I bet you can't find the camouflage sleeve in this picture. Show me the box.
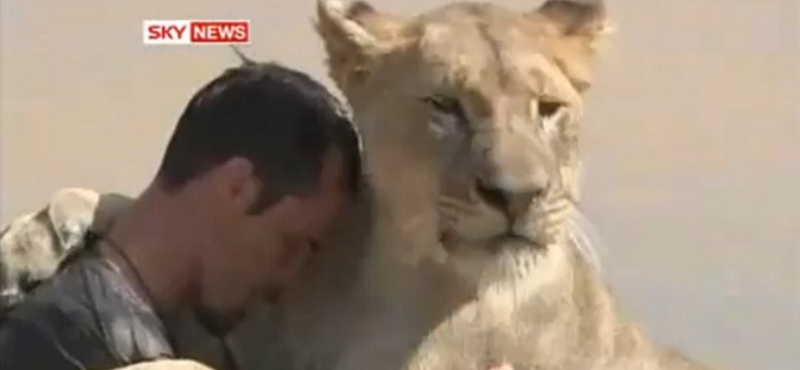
[0,189,133,316]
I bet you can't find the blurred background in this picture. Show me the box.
[1,0,797,369]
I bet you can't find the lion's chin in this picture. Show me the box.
[440,232,544,285]
[440,231,543,254]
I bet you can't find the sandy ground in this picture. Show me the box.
[1,0,798,369]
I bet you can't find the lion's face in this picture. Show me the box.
[316,0,611,257]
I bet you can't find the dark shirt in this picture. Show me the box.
[0,243,174,370]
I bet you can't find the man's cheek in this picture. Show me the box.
[284,200,316,233]
[274,240,311,279]
[300,210,331,241]
[320,204,346,236]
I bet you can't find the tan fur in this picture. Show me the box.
[110,359,216,370]
[265,1,716,369]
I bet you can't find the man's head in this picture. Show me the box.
[153,61,360,334]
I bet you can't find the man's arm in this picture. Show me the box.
[0,317,87,370]
[0,316,121,370]
[1,321,214,370]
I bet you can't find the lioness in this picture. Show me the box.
[263,1,714,369]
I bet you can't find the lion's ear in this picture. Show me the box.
[316,0,405,90]
[316,0,405,59]
[529,0,614,92]
[533,0,613,39]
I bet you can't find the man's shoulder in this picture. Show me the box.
[1,252,174,369]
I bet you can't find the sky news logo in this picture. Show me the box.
[143,20,250,45]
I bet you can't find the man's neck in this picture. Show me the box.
[101,183,203,319]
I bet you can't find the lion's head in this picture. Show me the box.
[316,0,612,266]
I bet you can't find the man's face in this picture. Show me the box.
[196,149,350,335]
[253,149,350,298]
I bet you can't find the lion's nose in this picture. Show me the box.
[476,178,545,220]
[473,128,553,219]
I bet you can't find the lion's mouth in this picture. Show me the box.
[490,232,542,250]
[439,229,543,253]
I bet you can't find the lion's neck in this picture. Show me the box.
[473,243,571,325]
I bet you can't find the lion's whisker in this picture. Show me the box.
[565,207,606,273]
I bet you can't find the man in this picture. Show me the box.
[0,60,361,370]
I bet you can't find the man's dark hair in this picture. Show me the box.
[155,61,361,214]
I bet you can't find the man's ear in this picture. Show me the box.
[217,158,262,214]
[315,0,406,89]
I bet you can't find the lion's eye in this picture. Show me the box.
[538,100,564,119]
[421,95,463,115]
[536,100,566,138]
[421,95,468,139]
